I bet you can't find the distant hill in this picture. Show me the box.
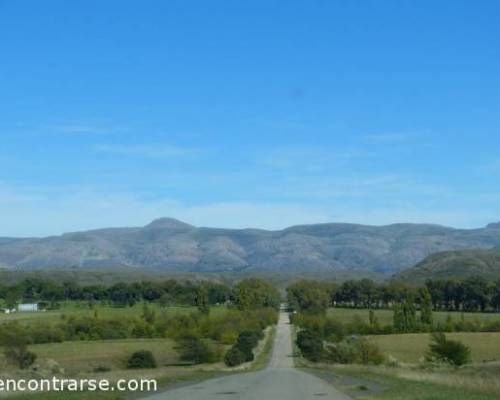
[1,218,500,274]
[395,249,500,283]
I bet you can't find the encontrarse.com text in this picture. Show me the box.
[0,378,157,393]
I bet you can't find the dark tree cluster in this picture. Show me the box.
[287,277,500,314]
[425,277,500,312]
[0,278,232,308]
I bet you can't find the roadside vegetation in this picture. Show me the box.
[0,278,280,398]
[289,278,500,399]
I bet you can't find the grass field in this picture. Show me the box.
[1,324,277,400]
[369,332,500,364]
[328,307,500,326]
[0,302,228,325]
[28,338,178,373]
[322,365,500,400]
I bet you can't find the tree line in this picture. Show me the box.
[287,277,500,313]
[0,277,279,310]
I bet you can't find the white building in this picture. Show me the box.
[17,303,39,312]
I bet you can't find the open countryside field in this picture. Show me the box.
[328,307,500,326]
[0,302,228,324]
[8,338,179,374]
[369,332,500,364]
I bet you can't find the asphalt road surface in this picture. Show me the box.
[144,312,351,400]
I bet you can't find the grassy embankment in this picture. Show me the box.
[305,364,500,400]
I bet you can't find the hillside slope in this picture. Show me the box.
[395,249,500,282]
[1,218,500,274]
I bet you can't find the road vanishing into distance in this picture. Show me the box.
[145,311,352,400]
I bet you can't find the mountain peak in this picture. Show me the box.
[144,218,194,230]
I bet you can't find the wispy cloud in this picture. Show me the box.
[93,144,203,158]
[35,122,120,135]
[0,182,499,237]
[362,131,428,144]
[257,146,365,171]
[0,184,332,236]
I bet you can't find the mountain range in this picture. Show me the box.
[1,218,500,275]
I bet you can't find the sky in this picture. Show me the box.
[1,0,500,237]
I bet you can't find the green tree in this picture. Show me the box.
[420,287,433,326]
[287,280,331,314]
[393,296,417,333]
[196,283,210,315]
[369,309,378,326]
[233,279,280,310]
[4,288,20,311]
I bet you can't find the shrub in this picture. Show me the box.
[220,330,238,345]
[296,329,324,362]
[353,337,385,365]
[326,339,357,364]
[236,331,260,352]
[230,330,262,362]
[127,350,157,369]
[224,346,247,367]
[324,318,345,342]
[0,323,38,369]
[425,332,471,366]
[176,336,219,364]
[19,351,37,369]
[326,337,384,365]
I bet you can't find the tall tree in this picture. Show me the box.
[233,279,280,310]
[196,283,210,315]
[420,287,433,326]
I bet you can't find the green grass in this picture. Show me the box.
[11,393,125,400]
[0,302,228,325]
[29,338,178,373]
[9,370,225,400]
[330,365,500,400]
[328,307,500,326]
[369,332,500,364]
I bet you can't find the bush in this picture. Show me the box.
[326,337,384,365]
[176,336,219,364]
[224,346,247,367]
[326,339,357,364]
[127,350,157,369]
[18,351,37,369]
[353,337,385,365]
[296,329,324,362]
[0,323,38,369]
[425,332,471,366]
[228,330,262,362]
[220,330,238,345]
[236,331,260,352]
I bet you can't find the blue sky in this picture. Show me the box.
[1,0,500,236]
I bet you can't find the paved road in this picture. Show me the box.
[144,312,351,400]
